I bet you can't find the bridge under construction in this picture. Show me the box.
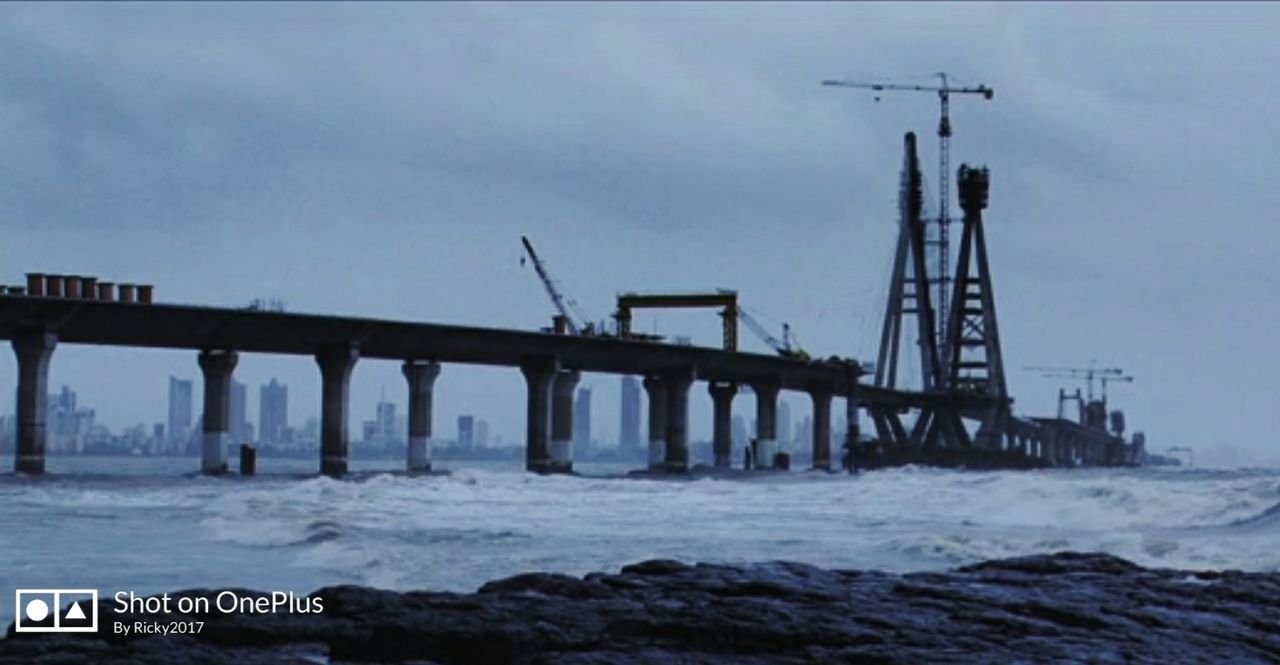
[0,99,1144,477]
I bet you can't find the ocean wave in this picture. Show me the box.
[1226,500,1280,527]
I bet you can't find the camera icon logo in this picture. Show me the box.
[14,589,98,633]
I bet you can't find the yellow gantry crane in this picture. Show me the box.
[822,73,993,362]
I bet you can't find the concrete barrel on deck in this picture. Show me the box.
[25,273,44,297]
[45,275,65,298]
[78,276,97,300]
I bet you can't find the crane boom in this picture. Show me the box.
[737,308,785,351]
[521,235,580,335]
[820,80,994,97]
[738,307,808,360]
[823,73,993,369]
[1023,365,1128,402]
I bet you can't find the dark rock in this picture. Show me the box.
[3,551,1278,664]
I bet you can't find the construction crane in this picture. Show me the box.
[1099,374,1134,404]
[822,73,994,363]
[737,307,808,361]
[520,235,593,335]
[1023,366,1129,403]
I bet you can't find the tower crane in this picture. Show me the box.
[520,235,594,335]
[1023,366,1131,403]
[822,73,994,363]
[737,307,808,361]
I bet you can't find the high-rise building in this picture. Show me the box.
[620,376,641,449]
[48,385,94,454]
[475,419,489,448]
[457,415,475,449]
[376,400,396,444]
[574,387,592,456]
[731,414,747,451]
[795,416,812,452]
[167,377,193,451]
[229,380,248,444]
[259,378,288,445]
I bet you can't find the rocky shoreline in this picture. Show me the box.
[4,551,1278,664]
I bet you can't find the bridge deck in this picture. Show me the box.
[0,295,917,399]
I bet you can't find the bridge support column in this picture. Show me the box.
[643,375,666,470]
[521,357,558,473]
[845,396,861,463]
[549,369,579,474]
[708,381,735,469]
[662,369,695,473]
[316,343,358,476]
[810,389,833,471]
[13,329,56,474]
[403,360,440,472]
[198,349,239,475]
[752,380,780,469]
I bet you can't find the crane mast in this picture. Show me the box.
[521,235,580,335]
[822,73,993,367]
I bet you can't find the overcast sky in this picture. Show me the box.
[2,3,1277,466]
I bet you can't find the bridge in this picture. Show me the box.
[1,134,1142,477]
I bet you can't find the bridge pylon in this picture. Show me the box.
[943,164,1010,447]
[874,132,943,394]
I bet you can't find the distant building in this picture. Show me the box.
[731,414,747,451]
[49,385,95,454]
[475,419,489,448]
[377,400,396,441]
[620,376,641,449]
[259,379,288,445]
[795,416,812,452]
[457,415,475,449]
[300,416,319,443]
[167,377,193,452]
[230,380,249,445]
[574,387,592,455]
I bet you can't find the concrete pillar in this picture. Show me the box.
[316,343,358,476]
[402,360,441,472]
[708,382,735,468]
[549,369,579,474]
[197,349,239,475]
[810,389,833,471]
[662,369,695,473]
[845,396,860,446]
[642,375,666,470]
[520,357,558,473]
[751,380,780,469]
[13,329,56,474]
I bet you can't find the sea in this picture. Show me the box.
[2,456,1278,627]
